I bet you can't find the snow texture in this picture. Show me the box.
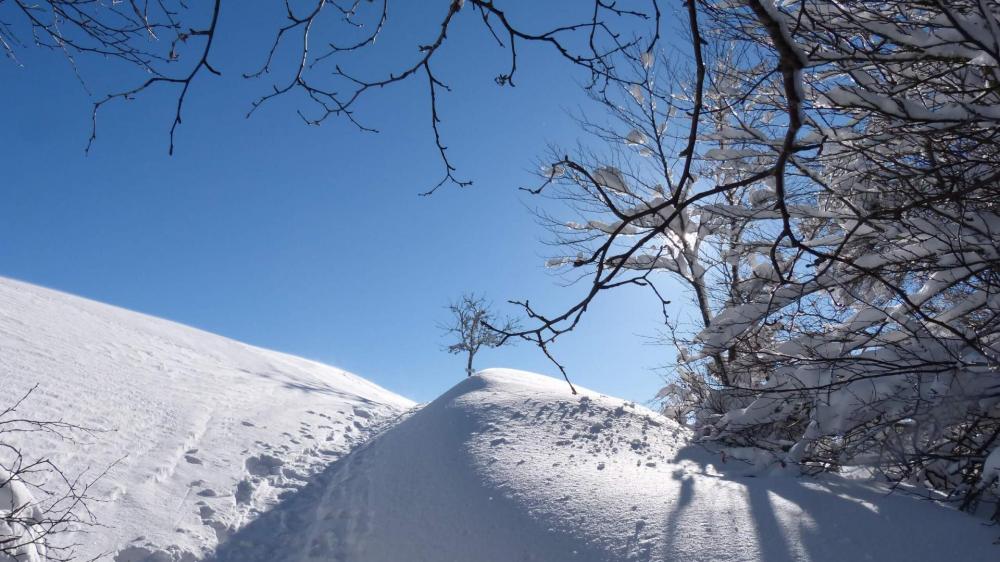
[211,369,998,562]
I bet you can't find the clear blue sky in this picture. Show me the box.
[0,2,683,403]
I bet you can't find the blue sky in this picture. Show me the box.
[1,2,682,403]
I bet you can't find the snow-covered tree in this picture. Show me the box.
[514,0,1000,516]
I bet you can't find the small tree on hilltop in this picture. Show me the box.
[442,294,517,377]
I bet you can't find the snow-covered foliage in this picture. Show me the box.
[530,0,1000,517]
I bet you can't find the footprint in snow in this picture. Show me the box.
[245,453,284,476]
[234,479,255,504]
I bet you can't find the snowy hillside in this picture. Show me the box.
[211,369,999,562]
[0,277,413,561]
[1,278,997,562]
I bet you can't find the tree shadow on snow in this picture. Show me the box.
[280,380,379,405]
[659,445,996,562]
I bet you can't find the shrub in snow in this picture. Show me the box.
[0,386,102,562]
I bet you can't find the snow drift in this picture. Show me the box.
[0,277,413,561]
[213,369,1000,562]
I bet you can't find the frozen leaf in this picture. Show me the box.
[641,50,654,69]
[625,129,646,146]
[629,84,644,104]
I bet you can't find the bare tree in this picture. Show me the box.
[1,0,661,193]
[441,294,517,378]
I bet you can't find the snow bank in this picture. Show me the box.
[212,369,999,562]
[0,277,413,561]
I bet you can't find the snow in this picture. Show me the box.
[0,468,45,562]
[211,369,998,562]
[0,277,412,561]
[629,84,644,104]
[593,166,630,194]
[625,129,647,146]
[641,50,654,69]
[0,278,996,561]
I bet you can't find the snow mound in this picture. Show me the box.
[212,368,999,562]
[0,277,413,561]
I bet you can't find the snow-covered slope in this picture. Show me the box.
[214,369,999,562]
[0,277,413,561]
[2,277,996,561]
